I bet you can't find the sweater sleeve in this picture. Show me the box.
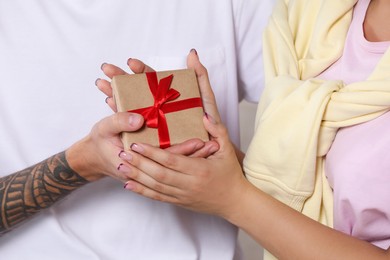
[244,0,390,214]
[243,0,354,211]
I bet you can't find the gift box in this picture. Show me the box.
[112,69,209,149]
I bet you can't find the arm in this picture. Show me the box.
[0,152,87,234]
[119,53,390,259]
[231,181,389,260]
[0,56,215,235]
[126,140,390,259]
[0,112,144,235]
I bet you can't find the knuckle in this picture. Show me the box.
[131,182,142,194]
[162,154,177,168]
[218,125,229,136]
[153,181,165,193]
[107,113,121,130]
[127,168,139,179]
[154,170,168,182]
[175,200,187,208]
[128,152,141,167]
[92,119,104,136]
[151,192,164,202]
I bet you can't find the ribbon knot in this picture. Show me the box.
[129,71,203,148]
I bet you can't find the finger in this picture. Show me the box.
[127,145,190,188]
[187,50,222,123]
[203,115,236,157]
[95,78,113,98]
[127,58,155,74]
[97,112,144,137]
[115,153,166,191]
[187,140,219,158]
[105,97,117,112]
[165,138,205,155]
[101,63,127,79]
[112,163,131,183]
[124,180,180,204]
[130,143,203,175]
[95,78,118,112]
[118,160,177,193]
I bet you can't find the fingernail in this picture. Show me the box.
[190,48,198,56]
[95,78,100,86]
[204,112,216,124]
[129,114,142,127]
[124,181,134,190]
[195,141,205,150]
[208,144,219,154]
[130,143,143,153]
[117,163,131,173]
[117,163,123,171]
[105,97,110,104]
[100,62,107,70]
[127,58,132,66]
[118,150,132,161]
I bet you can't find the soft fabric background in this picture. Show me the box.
[239,100,264,260]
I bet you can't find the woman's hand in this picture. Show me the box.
[96,50,220,158]
[124,114,248,218]
[117,53,249,217]
[66,112,207,183]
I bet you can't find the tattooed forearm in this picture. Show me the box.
[0,151,88,234]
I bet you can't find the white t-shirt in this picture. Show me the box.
[0,0,274,259]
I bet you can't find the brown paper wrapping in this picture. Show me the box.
[112,69,209,149]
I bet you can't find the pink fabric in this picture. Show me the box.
[318,0,390,249]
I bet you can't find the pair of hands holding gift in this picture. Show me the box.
[67,51,217,183]
[97,50,249,217]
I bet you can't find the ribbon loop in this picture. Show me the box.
[129,71,203,148]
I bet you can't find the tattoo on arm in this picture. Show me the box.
[0,151,88,234]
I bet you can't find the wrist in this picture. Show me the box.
[233,146,245,168]
[220,176,253,224]
[65,137,104,182]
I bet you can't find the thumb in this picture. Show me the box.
[97,112,144,137]
[203,113,230,150]
[187,49,221,123]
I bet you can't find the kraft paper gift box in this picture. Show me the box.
[112,69,209,149]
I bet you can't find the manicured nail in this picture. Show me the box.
[127,58,132,66]
[100,62,107,70]
[208,144,219,154]
[190,48,198,56]
[118,150,132,161]
[130,143,143,153]
[204,112,216,124]
[195,141,205,150]
[123,181,134,190]
[95,78,100,86]
[117,163,131,173]
[117,163,124,171]
[128,114,142,127]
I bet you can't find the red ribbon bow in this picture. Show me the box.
[129,71,203,148]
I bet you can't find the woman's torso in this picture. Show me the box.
[319,0,390,249]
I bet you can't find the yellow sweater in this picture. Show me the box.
[244,0,390,244]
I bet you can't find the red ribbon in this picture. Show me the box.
[129,71,203,148]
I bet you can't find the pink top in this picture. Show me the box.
[318,0,390,249]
